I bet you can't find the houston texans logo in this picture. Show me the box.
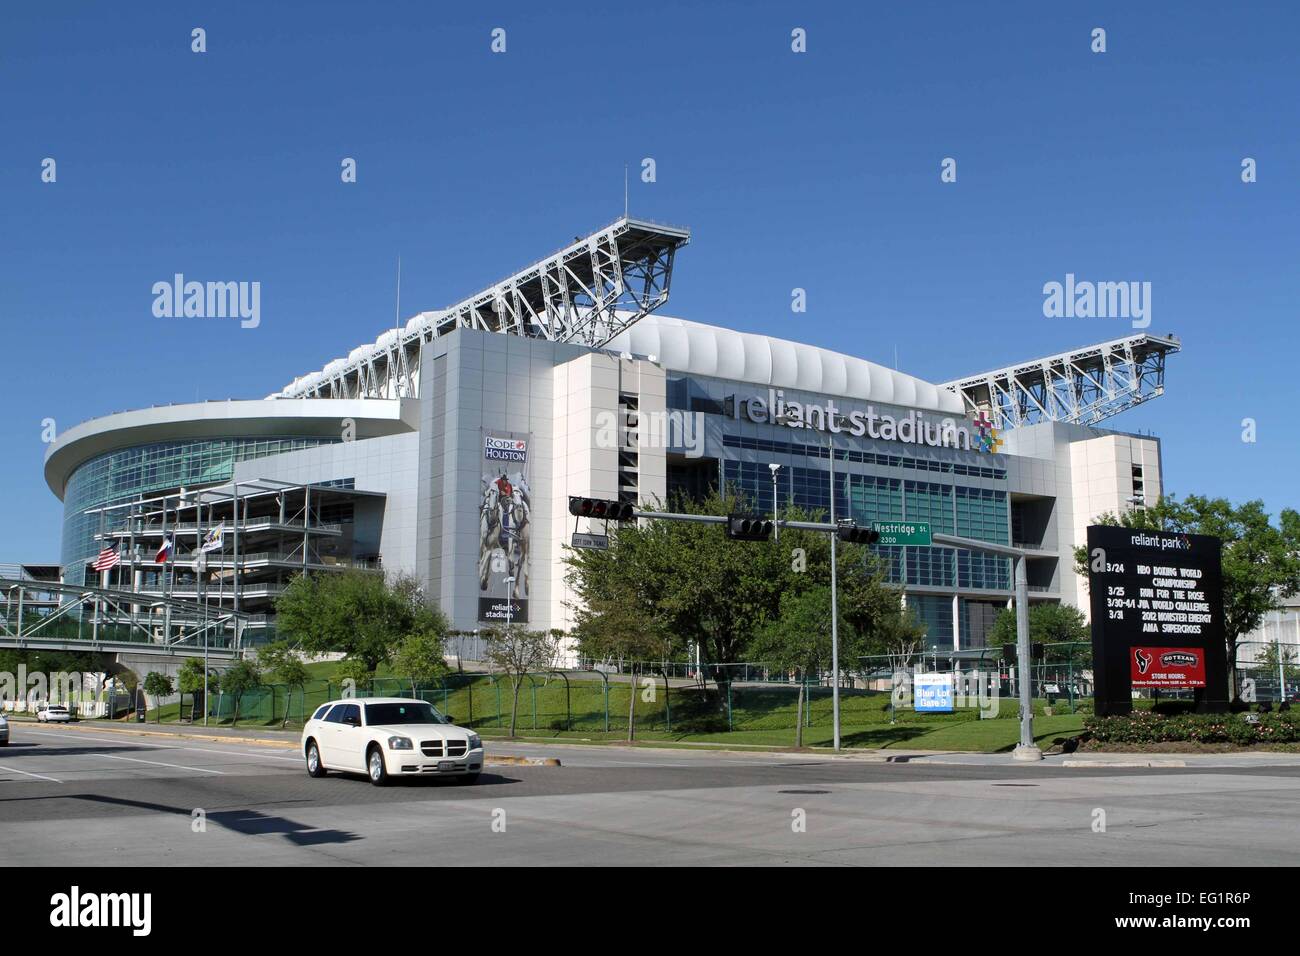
[1134,648,1153,675]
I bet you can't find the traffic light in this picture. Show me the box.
[725,514,774,541]
[836,523,880,545]
[1001,641,1044,662]
[568,496,635,521]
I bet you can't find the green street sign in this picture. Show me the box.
[871,521,932,546]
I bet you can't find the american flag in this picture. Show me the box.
[92,545,121,573]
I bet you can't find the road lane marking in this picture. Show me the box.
[87,753,226,775]
[21,726,301,763]
[0,764,64,783]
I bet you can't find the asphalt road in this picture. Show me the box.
[4,723,1300,866]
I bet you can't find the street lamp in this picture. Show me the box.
[768,463,782,541]
[504,576,516,629]
[774,413,849,751]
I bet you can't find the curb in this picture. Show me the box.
[19,721,298,749]
[1061,758,1187,768]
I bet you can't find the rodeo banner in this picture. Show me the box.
[478,433,531,624]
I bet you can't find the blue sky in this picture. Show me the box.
[2,0,1297,562]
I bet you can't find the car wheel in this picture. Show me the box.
[305,741,327,778]
[367,746,389,787]
[455,773,481,785]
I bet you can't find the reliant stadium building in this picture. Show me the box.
[42,218,1181,660]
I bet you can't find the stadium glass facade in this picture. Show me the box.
[61,437,336,584]
[684,372,1023,654]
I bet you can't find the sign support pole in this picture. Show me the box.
[623,515,1044,760]
[1012,554,1039,760]
[932,531,1042,761]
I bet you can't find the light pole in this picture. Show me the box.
[827,430,842,752]
[775,412,847,751]
[931,530,1042,760]
[504,576,516,629]
[768,463,781,541]
[1275,616,1288,703]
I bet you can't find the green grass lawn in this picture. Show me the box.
[472,713,1086,752]
[132,660,1089,753]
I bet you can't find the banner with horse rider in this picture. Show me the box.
[478,433,531,624]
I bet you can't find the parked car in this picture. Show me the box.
[35,703,72,723]
[301,698,484,786]
[0,713,9,745]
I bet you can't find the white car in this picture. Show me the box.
[301,698,484,786]
[0,713,9,745]
[35,703,71,723]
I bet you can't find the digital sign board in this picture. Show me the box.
[1086,526,1228,715]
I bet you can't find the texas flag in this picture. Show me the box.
[155,532,175,564]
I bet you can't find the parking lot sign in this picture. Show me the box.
[914,672,955,712]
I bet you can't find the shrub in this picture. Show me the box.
[1150,700,1197,717]
[1084,710,1300,745]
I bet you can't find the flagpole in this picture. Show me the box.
[92,510,103,642]
[199,499,206,626]
[162,495,171,645]
[128,498,138,633]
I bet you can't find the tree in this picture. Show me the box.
[256,642,311,727]
[484,626,558,738]
[990,603,1091,660]
[752,588,837,748]
[1254,641,1300,685]
[336,657,372,696]
[564,490,889,696]
[177,658,218,722]
[142,671,174,723]
[275,570,447,674]
[571,581,667,741]
[1074,495,1300,695]
[221,659,262,727]
[392,629,451,700]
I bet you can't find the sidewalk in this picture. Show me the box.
[14,718,1300,769]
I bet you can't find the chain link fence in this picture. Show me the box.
[114,637,1298,731]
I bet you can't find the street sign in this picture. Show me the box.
[571,532,610,550]
[914,673,954,712]
[871,521,932,546]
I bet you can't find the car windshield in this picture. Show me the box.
[364,702,444,726]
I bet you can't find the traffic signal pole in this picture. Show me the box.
[620,514,1043,761]
[628,509,866,751]
[828,445,841,751]
[931,531,1042,762]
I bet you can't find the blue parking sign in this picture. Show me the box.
[914,673,954,713]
